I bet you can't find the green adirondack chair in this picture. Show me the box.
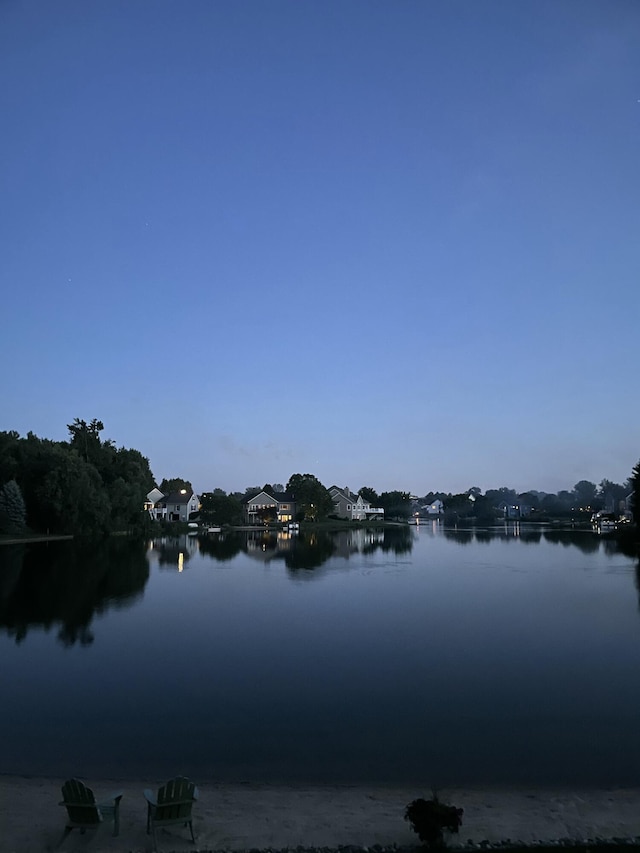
[143,776,199,849]
[58,778,123,846]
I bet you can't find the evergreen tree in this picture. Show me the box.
[631,460,640,525]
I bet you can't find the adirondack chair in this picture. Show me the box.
[58,778,123,846]
[143,776,199,849]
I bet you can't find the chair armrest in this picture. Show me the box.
[143,789,157,806]
[103,792,123,805]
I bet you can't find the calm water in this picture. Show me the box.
[1,525,640,787]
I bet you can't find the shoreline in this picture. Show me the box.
[2,775,640,853]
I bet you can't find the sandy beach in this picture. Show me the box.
[2,776,640,853]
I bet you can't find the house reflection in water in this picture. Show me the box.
[245,530,295,563]
[332,528,385,558]
[148,534,199,571]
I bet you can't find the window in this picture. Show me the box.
[280,504,289,510]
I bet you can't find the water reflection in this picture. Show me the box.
[189,525,414,572]
[0,538,149,646]
[148,525,635,572]
[440,524,607,553]
[3,526,636,650]
[149,533,199,569]
[542,529,601,553]
[2,524,639,785]
[198,531,244,562]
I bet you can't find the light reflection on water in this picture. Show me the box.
[1,526,639,786]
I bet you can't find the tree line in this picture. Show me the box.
[198,469,640,527]
[1,418,637,534]
[198,476,417,526]
[0,419,155,536]
[418,473,639,525]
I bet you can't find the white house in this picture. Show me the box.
[423,499,444,517]
[146,489,200,522]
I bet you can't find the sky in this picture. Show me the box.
[1,0,639,497]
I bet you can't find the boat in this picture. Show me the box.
[592,511,617,532]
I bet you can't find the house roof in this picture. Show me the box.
[159,490,196,505]
[242,490,295,505]
[330,486,357,501]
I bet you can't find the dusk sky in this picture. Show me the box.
[2,1,638,496]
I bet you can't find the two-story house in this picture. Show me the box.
[243,490,296,525]
[329,486,384,521]
[146,489,200,522]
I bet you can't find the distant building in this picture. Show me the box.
[422,499,444,517]
[498,500,530,519]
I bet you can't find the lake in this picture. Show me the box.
[1,524,639,787]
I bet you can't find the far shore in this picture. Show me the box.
[2,774,640,853]
[0,533,73,546]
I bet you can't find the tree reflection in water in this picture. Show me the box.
[0,538,149,646]
[284,532,336,572]
[191,526,415,575]
[440,525,609,554]
[198,532,244,562]
[543,528,601,553]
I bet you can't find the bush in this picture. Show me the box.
[405,794,463,849]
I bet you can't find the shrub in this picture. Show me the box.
[405,794,463,849]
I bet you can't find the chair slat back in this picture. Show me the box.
[61,779,102,826]
[156,776,195,821]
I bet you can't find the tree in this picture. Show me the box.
[485,487,517,506]
[557,490,574,509]
[378,490,412,520]
[159,477,193,494]
[102,447,155,531]
[199,493,243,526]
[442,492,476,522]
[359,486,379,505]
[242,485,262,501]
[286,473,333,521]
[598,479,627,512]
[540,493,561,514]
[630,460,640,524]
[36,448,111,536]
[0,479,26,532]
[0,431,20,484]
[573,480,597,508]
[67,418,105,464]
[518,491,540,510]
